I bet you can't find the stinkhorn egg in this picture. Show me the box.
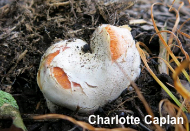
[37,24,141,113]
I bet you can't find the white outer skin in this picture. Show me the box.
[37,24,141,113]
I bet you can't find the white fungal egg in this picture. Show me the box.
[37,24,141,113]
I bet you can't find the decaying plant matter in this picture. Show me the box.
[0,0,190,131]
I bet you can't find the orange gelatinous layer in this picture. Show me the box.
[45,50,71,89]
[45,47,70,66]
[105,25,128,61]
[45,49,80,89]
[53,67,71,89]
[46,50,60,66]
[73,82,81,87]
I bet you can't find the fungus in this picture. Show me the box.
[37,24,141,113]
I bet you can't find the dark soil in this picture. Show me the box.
[0,0,190,131]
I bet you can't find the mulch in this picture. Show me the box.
[0,0,190,130]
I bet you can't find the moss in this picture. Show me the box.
[0,90,27,130]
[0,90,19,109]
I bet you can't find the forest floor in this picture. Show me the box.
[0,0,190,131]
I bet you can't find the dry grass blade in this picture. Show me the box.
[150,30,189,60]
[139,42,152,54]
[179,18,190,31]
[130,81,163,131]
[159,99,189,131]
[136,42,187,112]
[148,57,175,73]
[178,18,190,40]
[169,0,176,10]
[169,44,187,63]
[159,99,176,118]
[178,30,190,39]
[173,60,190,99]
[33,114,137,131]
[151,3,190,82]
[115,62,163,131]
[167,6,180,46]
[178,2,184,11]
[169,56,184,63]
[169,44,181,51]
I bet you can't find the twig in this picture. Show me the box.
[7,50,28,74]
[49,1,70,7]
[115,62,163,131]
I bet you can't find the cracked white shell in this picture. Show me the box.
[37,24,141,113]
